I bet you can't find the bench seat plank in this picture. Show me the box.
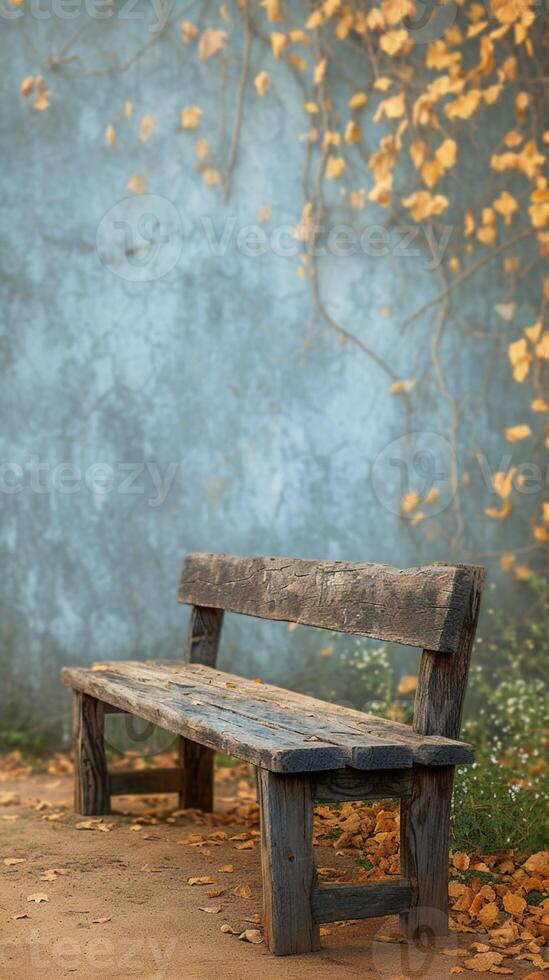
[62,661,472,772]
[184,664,473,766]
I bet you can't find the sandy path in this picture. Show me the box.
[0,768,525,980]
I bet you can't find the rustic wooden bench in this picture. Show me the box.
[61,552,484,956]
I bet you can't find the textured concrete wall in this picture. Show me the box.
[0,7,533,741]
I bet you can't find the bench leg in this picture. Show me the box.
[73,691,110,816]
[400,765,454,940]
[178,737,214,811]
[258,770,320,956]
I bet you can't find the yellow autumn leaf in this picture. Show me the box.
[344,121,361,144]
[138,114,155,143]
[304,102,319,114]
[424,487,440,505]
[124,99,133,118]
[503,892,527,915]
[181,106,203,130]
[180,20,198,42]
[105,124,116,148]
[464,212,475,236]
[445,89,481,120]
[202,168,221,186]
[401,491,420,514]
[323,130,341,148]
[452,852,470,871]
[313,57,327,85]
[536,332,549,359]
[20,75,35,97]
[505,424,531,443]
[493,190,518,225]
[348,92,368,108]
[508,338,531,382]
[390,377,416,395]
[254,71,269,96]
[261,0,281,22]
[271,32,287,58]
[127,175,146,195]
[477,902,499,928]
[524,321,542,346]
[374,92,405,123]
[233,883,252,898]
[435,138,457,169]
[397,675,417,694]
[325,155,346,180]
[198,28,227,60]
[195,138,209,160]
[379,29,409,56]
[410,141,426,168]
[32,88,52,111]
[401,191,448,221]
[531,399,549,412]
[421,158,444,188]
[533,524,549,542]
[500,552,515,572]
[492,468,516,499]
[306,8,324,28]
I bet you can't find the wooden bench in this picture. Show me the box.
[61,552,484,956]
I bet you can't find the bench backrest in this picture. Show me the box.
[178,553,485,742]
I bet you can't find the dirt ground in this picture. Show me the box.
[0,765,540,980]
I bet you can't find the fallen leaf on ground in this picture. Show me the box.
[221,923,239,935]
[233,884,252,899]
[188,876,214,886]
[27,893,49,904]
[239,929,263,944]
[92,916,111,924]
[206,888,225,898]
[463,951,503,970]
[452,852,471,871]
[199,906,222,914]
[40,869,70,881]
[13,913,30,920]
[75,820,113,832]
[503,893,526,916]
[4,857,26,866]
[218,864,235,873]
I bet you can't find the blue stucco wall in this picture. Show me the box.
[0,6,539,741]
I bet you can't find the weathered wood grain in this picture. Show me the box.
[312,879,412,923]
[178,553,474,653]
[159,662,473,766]
[109,767,184,796]
[73,691,110,816]
[185,605,224,667]
[400,765,454,939]
[311,768,412,803]
[179,604,223,810]
[62,665,346,773]
[401,564,485,940]
[414,565,486,740]
[259,770,320,955]
[62,661,473,771]
[178,738,214,811]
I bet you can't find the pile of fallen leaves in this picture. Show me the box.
[1,751,548,973]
